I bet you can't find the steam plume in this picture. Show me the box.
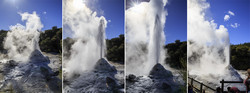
[126,0,168,75]
[63,0,107,78]
[4,12,43,62]
[188,0,231,81]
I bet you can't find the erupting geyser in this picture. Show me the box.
[188,0,243,90]
[149,15,161,63]
[0,12,61,92]
[63,0,108,78]
[126,0,168,76]
[63,0,123,92]
[126,0,184,92]
[98,19,105,59]
[4,12,43,62]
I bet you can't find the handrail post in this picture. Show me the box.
[221,79,224,92]
[200,82,203,93]
[191,78,193,86]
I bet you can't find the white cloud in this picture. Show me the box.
[228,11,234,16]
[230,23,240,28]
[224,11,235,21]
[224,15,230,21]
[43,11,47,15]
[108,20,111,23]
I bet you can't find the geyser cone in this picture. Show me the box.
[29,49,49,63]
[149,63,173,78]
[94,58,117,73]
[64,58,121,93]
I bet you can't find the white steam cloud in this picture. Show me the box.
[126,0,168,76]
[4,11,43,62]
[188,0,231,79]
[63,0,107,78]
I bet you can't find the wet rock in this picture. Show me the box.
[0,50,61,92]
[106,76,117,89]
[94,58,117,73]
[126,63,182,93]
[126,74,137,82]
[64,58,123,93]
[149,63,173,79]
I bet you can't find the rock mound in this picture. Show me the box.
[0,50,61,93]
[126,63,182,93]
[149,63,173,79]
[64,58,123,93]
[94,58,117,73]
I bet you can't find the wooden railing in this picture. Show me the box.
[220,79,246,93]
[188,77,216,92]
[188,77,247,93]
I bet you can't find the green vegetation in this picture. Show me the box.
[0,30,8,53]
[230,43,250,70]
[106,34,124,63]
[164,40,187,70]
[39,26,62,53]
[164,40,187,93]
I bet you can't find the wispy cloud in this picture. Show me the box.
[230,23,240,28]
[43,11,47,15]
[108,20,111,23]
[224,15,230,21]
[224,11,235,21]
[228,11,234,16]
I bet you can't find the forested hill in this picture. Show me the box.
[164,40,187,70]
[230,43,250,70]
[39,26,62,53]
[0,30,7,53]
[0,26,62,53]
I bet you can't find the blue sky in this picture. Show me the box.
[0,0,62,31]
[208,0,250,44]
[126,0,187,44]
[164,0,187,44]
[62,0,124,39]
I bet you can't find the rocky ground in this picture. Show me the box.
[126,63,185,93]
[0,50,62,93]
[63,58,124,93]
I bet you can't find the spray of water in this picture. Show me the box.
[126,0,168,75]
[4,12,43,62]
[63,0,107,78]
[187,0,238,85]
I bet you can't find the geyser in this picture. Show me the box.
[4,12,43,62]
[63,0,107,78]
[126,0,168,76]
[98,19,105,59]
[0,11,61,92]
[188,0,230,76]
[149,15,162,63]
[188,0,242,89]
